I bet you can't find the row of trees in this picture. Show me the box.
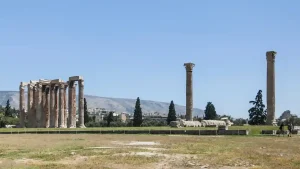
[78,89,300,127]
[0,100,20,127]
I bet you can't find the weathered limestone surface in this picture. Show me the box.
[41,86,46,127]
[69,76,83,81]
[266,51,276,125]
[72,84,77,127]
[45,86,50,128]
[19,76,84,128]
[68,81,76,128]
[49,85,55,127]
[32,85,37,128]
[54,86,59,128]
[19,83,25,128]
[201,120,226,127]
[78,80,85,128]
[27,84,34,127]
[64,84,68,128]
[184,63,195,121]
[35,83,42,128]
[59,83,65,128]
[180,120,201,127]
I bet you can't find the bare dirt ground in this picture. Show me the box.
[0,134,299,169]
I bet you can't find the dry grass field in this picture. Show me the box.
[0,134,299,169]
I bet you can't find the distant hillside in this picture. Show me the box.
[0,91,204,117]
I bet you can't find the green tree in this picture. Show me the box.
[84,98,90,124]
[5,99,12,117]
[248,90,267,125]
[204,102,218,120]
[167,100,177,125]
[107,111,114,127]
[133,97,143,127]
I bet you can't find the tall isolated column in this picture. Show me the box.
[266,51,277,125]
[49,85,55,128]
[78,80,85,128]
[35,83,42,127]
[184,63,195,121]
[59,83,65,128]
[63,84,68,128]
[27,84,34,127]
[45,86,50,128]
[19,82,25,127]
[54,86,59,128]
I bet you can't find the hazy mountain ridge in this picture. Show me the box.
[0,91,204,117]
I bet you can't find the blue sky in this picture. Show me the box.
[1,0,300,118]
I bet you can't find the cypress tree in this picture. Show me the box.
[107,111,114,127]
[167,100,177,125]
[133,97,143,127]
[204,102,218,120]
[5,99,12,117]
[84,98,90,124]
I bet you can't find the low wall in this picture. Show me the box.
[0,129,249,135]
[261,130,298,135]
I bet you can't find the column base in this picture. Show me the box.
[79,124,86,128]
[69,125,76,128]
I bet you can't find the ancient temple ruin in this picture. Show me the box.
[19,76,85,128]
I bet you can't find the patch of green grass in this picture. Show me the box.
[0,125,279,136]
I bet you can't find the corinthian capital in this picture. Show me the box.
[79,80,84,87]
[266,51,276,62]
[184,62,195,72]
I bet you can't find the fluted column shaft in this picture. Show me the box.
[27,84,34,127]
[72,84,77,127]
[35,83,42,127]
[54,86,59,128]
[45,86,50,128]
[184,63,195,121]
[266,51,276,125]
[19,83,25,127]
[32,86,37,128]
[50,85,55,127]
[68,81,76,128]
[59,84,65,128]
[78,80,85,128]
[41,86,46,127]
[63,85,68,128]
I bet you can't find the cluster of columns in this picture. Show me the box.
[19,76,86,128]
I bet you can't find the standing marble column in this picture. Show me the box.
[35,83,42,127]
[78,80,85,128]
[64,84,68,128]
[49,85,55,128]
[59,83,65,128]
[184,63,195,121]
[41,86,46,127]
[45,86,50,128]
[32,85,37,128]
[27,84,34,127]
[266,51,277,125]
[68,81,76,128]
[19,82,25,127]
[54,86,59,128]
[72,83,77,127]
